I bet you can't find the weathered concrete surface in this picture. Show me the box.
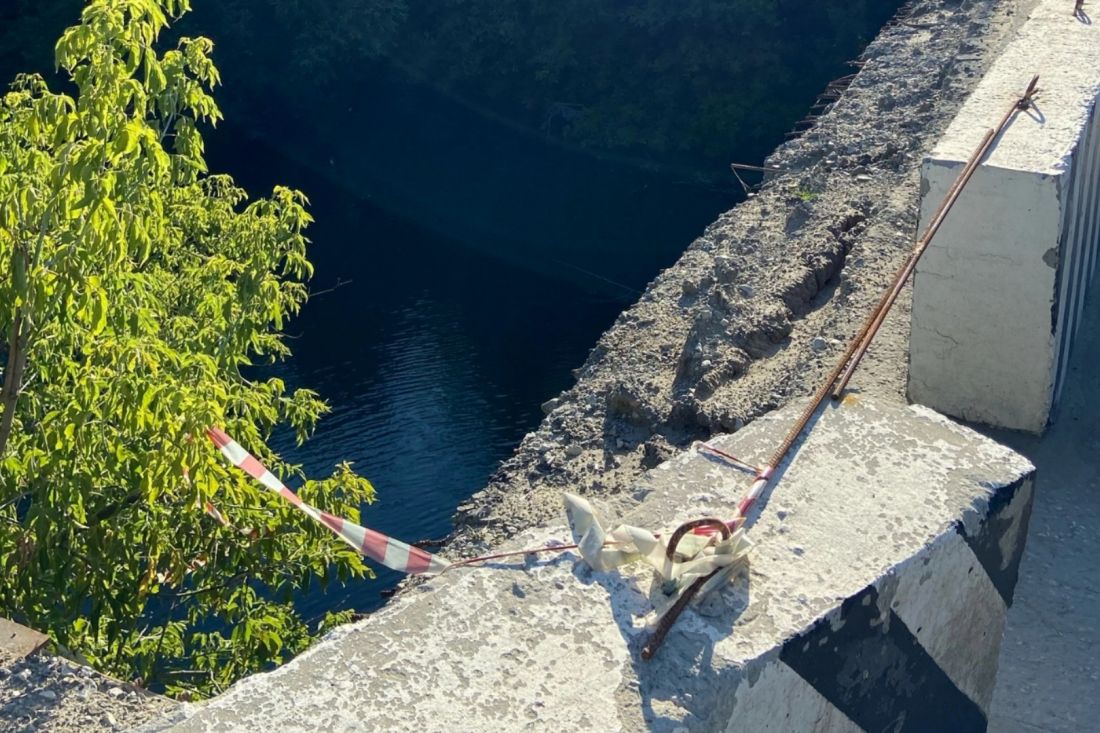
[149,397,1034,732]
[987,288,1100,732]
[910,0,1100,433]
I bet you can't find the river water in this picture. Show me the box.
[0,0,904,624]
[205,105,735,618]
[198,15,906,618]
[0,0,912,672]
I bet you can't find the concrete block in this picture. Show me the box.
[909,1,1100,433]
[147,397,1034,733]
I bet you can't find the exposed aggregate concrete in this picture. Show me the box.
[0,654,176,733]
[449,0,1037,559]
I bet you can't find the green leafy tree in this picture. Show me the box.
[0,0,375,697]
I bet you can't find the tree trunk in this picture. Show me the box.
[0,311,27,457]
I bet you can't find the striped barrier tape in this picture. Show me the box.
[691,442,774,533]
[206,427,450,575]
[203,431,757,586]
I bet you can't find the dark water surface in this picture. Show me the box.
[206,121,733,616]
[199,24,900,618]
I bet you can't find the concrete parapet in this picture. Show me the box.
[148,397,1034,733]
[909,0,1100,433]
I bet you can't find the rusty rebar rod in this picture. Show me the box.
[641,571,718,660]
[642,75,1039,662]
[830,74,1039,399]
[641,519,729,660]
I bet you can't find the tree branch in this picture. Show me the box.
[0,308,28,457]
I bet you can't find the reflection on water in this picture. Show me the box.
[212,131,730,616]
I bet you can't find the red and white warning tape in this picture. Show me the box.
[202,431,767,579]
[690,441,774,533]
[206,428,450,575]
[737,465,773,520]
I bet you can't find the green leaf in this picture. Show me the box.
[0,0,368,701]
[90,288,108,335]
[112,121,142,157]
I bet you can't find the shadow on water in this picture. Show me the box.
[204,122,736,616]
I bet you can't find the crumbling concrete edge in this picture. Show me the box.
[139,396,1038,726]
[142,398,1037,733]
[734,473,1036,732]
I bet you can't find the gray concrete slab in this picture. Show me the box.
[987,287,1100,733]
[910,0,1100,433]
[145,397,1033,732]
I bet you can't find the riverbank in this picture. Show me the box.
[448,0,1036,558]
[0,0,1038,730]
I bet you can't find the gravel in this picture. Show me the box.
[0,654,176,733]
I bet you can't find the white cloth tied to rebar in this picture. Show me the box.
[563,493,753,604]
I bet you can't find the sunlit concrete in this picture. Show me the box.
[142,397,1033,732]
[909,1,1100,433]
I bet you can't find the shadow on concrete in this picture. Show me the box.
[726,396,835,534]
[455,398,831,730]
[1021,100,1046,125]
[576,395,836,729]
[575,561,751,732]
[577,406,848,732]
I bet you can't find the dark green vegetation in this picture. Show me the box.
[201,1,896,179]
[0,1,372,697]
[7,0,898,176]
